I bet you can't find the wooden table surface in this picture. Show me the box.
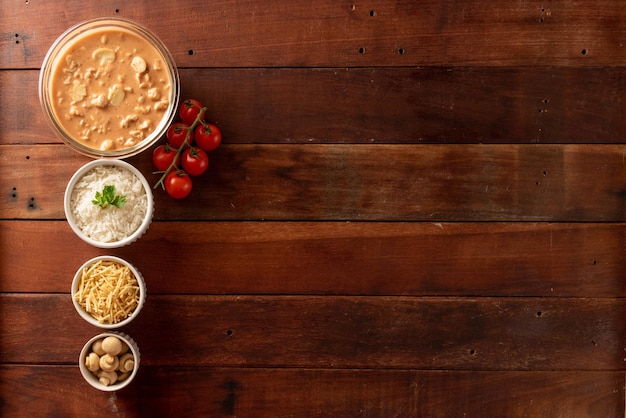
[2,1,626,416]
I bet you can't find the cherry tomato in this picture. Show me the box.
[152,144,179,171]
[166,122,192,149]
[165,170,193,199]
[181,147,209,176]
[179,99,204,125]
[194,123,222,151]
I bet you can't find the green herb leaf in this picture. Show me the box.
[92,185,127,209]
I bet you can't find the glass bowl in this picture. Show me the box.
[39,17,180,158]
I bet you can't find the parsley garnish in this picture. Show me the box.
[92,185,127,209]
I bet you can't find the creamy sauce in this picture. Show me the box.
[50,28,172,152]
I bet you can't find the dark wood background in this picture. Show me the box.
[2,0,626,416]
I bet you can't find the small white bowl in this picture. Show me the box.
[64,159,154,248]
[71,255,146,329]
[79,332,140,391]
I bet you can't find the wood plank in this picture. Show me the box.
[2,220,625,297]
[6,1,626,417]
[3,0,626,68]
[4,68,626,146]
[0,366,622,417]
[3,144,626,221]
[1,295,624,370]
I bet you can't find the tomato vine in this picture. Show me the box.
[152,99,222,199]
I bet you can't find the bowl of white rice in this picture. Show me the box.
[64,159,154,248]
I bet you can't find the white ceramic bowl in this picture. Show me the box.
[39,17,180,159]
[64,159,154,248]
[71,255,146,329]
[79,332,140,391]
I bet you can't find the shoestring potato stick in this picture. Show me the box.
[73,259,140,324]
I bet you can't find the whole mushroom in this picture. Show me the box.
[119,340,130,354]
[118,353,135,373]
[85,352,100,372]
[101,336,123,356]
[99,353,120,372]
[97,370,118,386]
[91,339,106,356]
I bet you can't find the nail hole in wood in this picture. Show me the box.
[359,47,365,54]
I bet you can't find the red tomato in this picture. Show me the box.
[152,144,179,171]
[164,170,193,199]
[166,122,192,149]
[179,99,204,125]
[194,123,222,151]
[181,147,209,176]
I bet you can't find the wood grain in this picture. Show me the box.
[3,0,626,68]
[1,366,623,417]
[1,294,624,370]
[3,68,626,146]
[3,144,626,221]
[2,220,625,297]
[3,0,626,415]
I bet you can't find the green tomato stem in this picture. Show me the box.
[153,106,207,190]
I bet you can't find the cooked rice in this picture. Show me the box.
[70,165,147,243]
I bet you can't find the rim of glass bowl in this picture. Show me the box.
[39,17,180,159]
[64,159,154,248]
